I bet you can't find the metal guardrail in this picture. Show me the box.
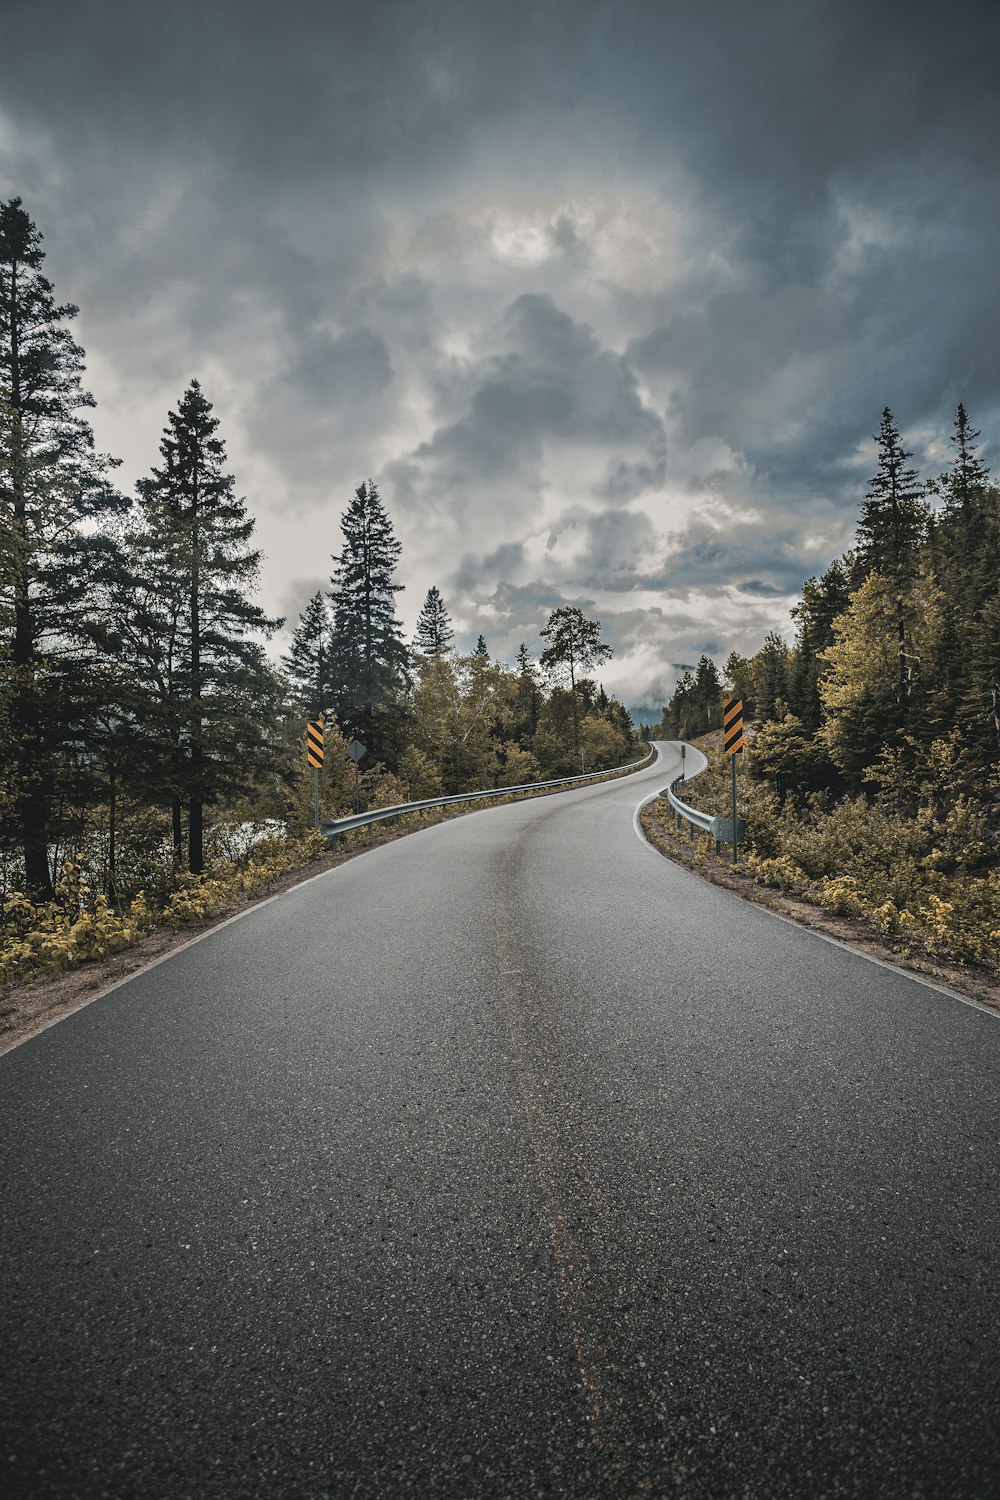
[320,744,657,846]
[667,774,715,836]
[666,753,746,853]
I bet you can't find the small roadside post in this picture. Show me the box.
[346,738,366,816]
[722,696,745,863]
[579,747,587,776]
[306,718,324,830]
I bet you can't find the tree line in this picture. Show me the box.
[658,402,1000,826]
[1,199,638,902]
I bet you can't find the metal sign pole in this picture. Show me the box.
[313,766,320,831]
[722,695,745,864]
[731,752,738,864]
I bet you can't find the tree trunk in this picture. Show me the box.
[188,793,203,876]
[7,255,53,898]
[172,795,183,868]
[188,451,203,874]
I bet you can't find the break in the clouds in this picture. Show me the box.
[2,0,999,718]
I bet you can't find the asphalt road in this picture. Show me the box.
[1,742,998,1498]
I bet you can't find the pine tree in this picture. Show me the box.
[752,633,791,723]
[328,479,410,762]
[414,585,454,657]
[941,403,990,523]
[127,380,281,874]
[0,198,126,896]
[474,633,489,659]
[514,642,540,744]
[283,591,332,718]
[856,407,929,709]
[788,560,851,730]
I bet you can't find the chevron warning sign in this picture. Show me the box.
[723,696,745,755]
[306,719,325,768]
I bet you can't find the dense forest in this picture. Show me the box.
[652,404,1000,971]
[0,198,639,931]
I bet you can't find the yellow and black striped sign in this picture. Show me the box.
[306,719,324,768]
[723,696,745,755]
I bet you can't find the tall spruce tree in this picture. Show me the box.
[514,642,540,744]
[0,198,126,896]
[127,380,281,874]
[941,403,990,523]
[328,479,410,762]
[928,407,993,733]
[856,407,929,709]
[931,406,1000,765]
[788,560,851,730]
[474,633,489,659]
[283,591,332,718]
[414,585,454,657]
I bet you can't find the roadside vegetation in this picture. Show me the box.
[644,732,999,980]
[0,197,640,1002]
[643,403,1000,990]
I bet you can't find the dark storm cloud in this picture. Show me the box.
[398,293,667,547]
[3,0,998,710]
[635,510,824,600]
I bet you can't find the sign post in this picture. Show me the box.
[722,696,745,863]
[346,738,366,816]
[306,719,324,829]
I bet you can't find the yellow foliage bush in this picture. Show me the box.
[744,852,805,889]
[0,830,332,994]
[0,866,159,990]
[817,875,866,919]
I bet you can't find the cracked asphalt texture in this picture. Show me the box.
[1,742,998,1498]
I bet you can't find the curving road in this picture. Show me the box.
[1,742,998,1497]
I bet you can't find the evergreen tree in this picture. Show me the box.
[856,407,929,708]
[941,403,990,523]
[751,632,792,722]
[514,642,540,744]
[127,380,281,874]
[328,479,410,762]
[0,198,126,896]
[931,406,995,735]
[539,605,613,747]
[474,633,489,659]
[663,656,722,739]
[787,560,851,730]
[414,585,454,657]
[723,653,755,720]
[283,591,332,718]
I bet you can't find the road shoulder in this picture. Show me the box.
[640,797,1000,1014]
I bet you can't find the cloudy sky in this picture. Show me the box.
[3,0,999,720]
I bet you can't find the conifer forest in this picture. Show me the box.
[651,405,1000,973]
[2,194,998,991]
[0,198,638,981]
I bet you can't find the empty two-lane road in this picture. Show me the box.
[2,742,998,1498]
